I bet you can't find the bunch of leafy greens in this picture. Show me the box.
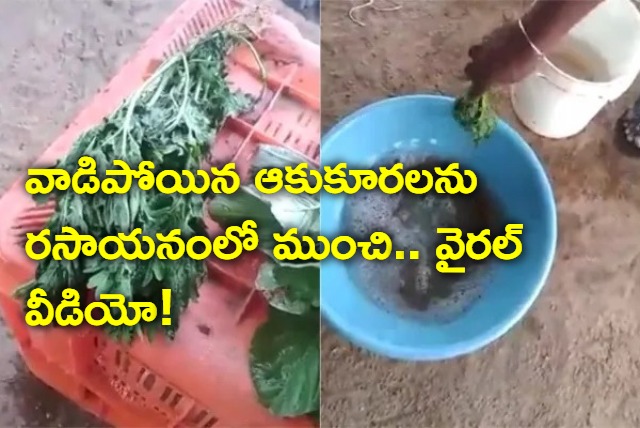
[16,29,253,341]
[453,92,497,145]
[209,144,319,418]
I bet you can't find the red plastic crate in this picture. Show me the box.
[0,0,319,426]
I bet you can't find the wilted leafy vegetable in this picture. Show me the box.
[16,29,253,341]
[209,144,319,418]
[454,92,498,145]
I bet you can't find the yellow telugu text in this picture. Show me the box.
[24,221,258,261]
[26,159,479,197]
[23,222,524,267]
[273,229,397,261]
[25,156,240,196]
[255,162,478,195]
[435,224,524,274]
[26,226,400,262]
[25,288,173,327]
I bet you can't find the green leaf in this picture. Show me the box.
[32,193,51,205]
[209,186,282,246]
[255,261,318,314]
[112,195,132,230]
[453,92,497,145]
[250,308,319,417]
[247,144,320,234]
[87,269,112,296]
[209,184,319,249]
[255,261,282,292]
[249,144,315,178]
[261,190,319,236]
[273,262,319,308]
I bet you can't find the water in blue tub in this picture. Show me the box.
[343,152,503,323]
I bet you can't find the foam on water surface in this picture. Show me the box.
[342,152,499,323]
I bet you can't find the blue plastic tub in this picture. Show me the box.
[320,95,557,361]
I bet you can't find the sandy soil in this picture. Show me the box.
[0,0,316,426]
[321,1,640,427]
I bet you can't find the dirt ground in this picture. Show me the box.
[6,0,640,426]
[0,0,316,426]
[321,1,640,427]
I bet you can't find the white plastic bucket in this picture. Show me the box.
[511,0,640,139]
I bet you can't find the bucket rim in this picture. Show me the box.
[535,0,640,91]
[537,46,635,91]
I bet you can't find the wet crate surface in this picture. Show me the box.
[0,0,319,426]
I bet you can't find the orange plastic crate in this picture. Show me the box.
[0,0,319,426]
